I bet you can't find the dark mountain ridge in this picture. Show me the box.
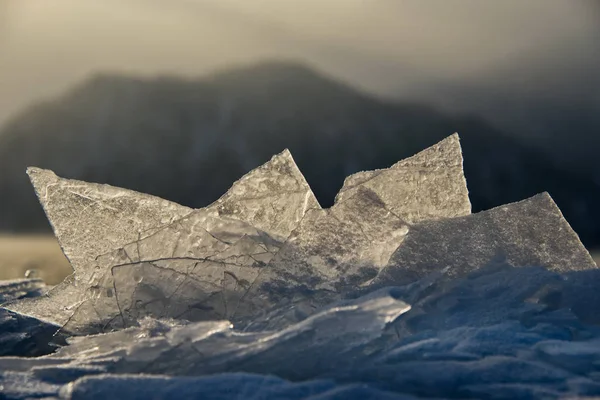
[1,61,600,247]
[404,37,600,179]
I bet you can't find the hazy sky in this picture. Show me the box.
[0,0,599,126]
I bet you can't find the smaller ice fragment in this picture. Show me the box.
[335,133,471,223]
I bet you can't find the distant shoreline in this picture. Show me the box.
[0,234,72,285]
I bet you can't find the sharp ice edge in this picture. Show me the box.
[2,134,600,399]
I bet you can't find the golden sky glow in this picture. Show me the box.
[0,0,598,125]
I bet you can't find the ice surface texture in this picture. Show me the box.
[2,133,600,399]
[4,149,319,328]
[3,266,600,399]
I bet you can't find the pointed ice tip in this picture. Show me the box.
[334,133,470,221]
[445,133,462,148]
[26,166,57,179]
[26,166,42,175]
[536,191,559,209]
[273,148,294,162]
[26,167,59,193]
[267,148,303,174]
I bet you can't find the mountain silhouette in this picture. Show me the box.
[1,61,599,247]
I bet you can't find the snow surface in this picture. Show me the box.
[3,264,600,399]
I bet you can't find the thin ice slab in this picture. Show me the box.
[2,168,193,325]
[233,187,411,326]
[58,150,319,333]
[26,167,193,278]
[335,133,471,223]
[62,216,282,334]
[211,148,321,241]
[231,135,473,324]
[70,186,406,332]
[4,150,319,328]
[237,192,596,328]
[5,135,597,334]
[375,193,597,286]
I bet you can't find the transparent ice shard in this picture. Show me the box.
[4,150,318,329]
[4,168,192,325]
[212,149,321,241]
[335,134,471,223]
[233,186,412,326]
[25,167,193,277]
[376,193,597,286]
[63,215,282,334]
[59,150,317,333]
[5,133,597,345]
[112,261,231,327]
[53,318,211,360]
[226,135,472,326]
